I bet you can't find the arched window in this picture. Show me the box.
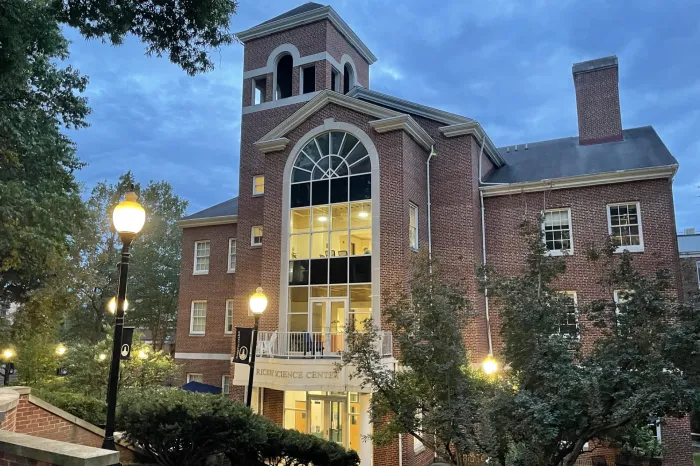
[287,131,373,351]
[343,63,355,94]
[276,54,293,99]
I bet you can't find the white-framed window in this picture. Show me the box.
[613,289,632,316]
[607,202,644,253]
[542,208,573,255]
[414,410,424,452]
[225,299,234,334]
[301,64,316,94]
[647,417,662,441]
[409,203,419,251]
[221,375,230,395]
[193,240,210,274]
[558,291,579,338]
[253,175,265,196]
[253,77,267,105]
[251,226,263,247]
[187,373,203,383]
[190,300,207,335]
[228,238,237,273]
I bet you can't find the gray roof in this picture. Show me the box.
[485,126,677,184]
[259,2,325,26]
[182,197,238,221]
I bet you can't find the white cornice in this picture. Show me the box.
[439,121,506,167]
[348,87,471,126]
[177,215,238,229]
[480,165,678,197]
[256,138,291,154]
[369,115,434,151]
[235,6,377,64]
[256,90,401,150]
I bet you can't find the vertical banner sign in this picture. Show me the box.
[120,327,135,360]
[233,327,254,364]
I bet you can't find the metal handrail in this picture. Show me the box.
[255,330,393,359]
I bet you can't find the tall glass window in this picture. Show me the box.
[288,131,373,336]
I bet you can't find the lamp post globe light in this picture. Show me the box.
[246,287,267,408]
[2,349,14,386]
[102,188,145,451]
[482,353,499,376]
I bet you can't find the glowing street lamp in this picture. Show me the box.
[138,350,148,360]
[103,187,145,451]
[482,354,499,376]
[246,287,267,407]
[1,349,14,386]
[99,354,107,361]
[107,297,128,314]
[56,345,67,357]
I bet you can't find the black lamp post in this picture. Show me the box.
[246,286,267,408]
[102,189,145,451]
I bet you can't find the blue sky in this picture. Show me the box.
[65,0,700,230]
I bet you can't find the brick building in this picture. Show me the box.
[174,3,691,465]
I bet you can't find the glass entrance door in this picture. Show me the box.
[309,298,347,355]
[307,395,347,446]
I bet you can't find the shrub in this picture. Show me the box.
[34,389,106,427]
[117,388,360,466]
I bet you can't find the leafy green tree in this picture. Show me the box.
[1,0,236,305]
[341,251,486,466]
[480,218,700,466]
[59,333,179,400]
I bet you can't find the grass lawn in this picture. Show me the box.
[694,453,700,466]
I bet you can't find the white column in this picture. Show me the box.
[359,393,372,466]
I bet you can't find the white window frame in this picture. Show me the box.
[607,202,644,253]
[253,175,265,196]
[221,375,230,395]
[193,240,210,275]
[558,291,579,339]
[409,203,419,251]
[613,289,633,317]
[225,299,234,334]
[190,300,207,335]
[253,77,266,105]
[542,208,573,256]
[187,373,203,383]
[228,238,237,273]
[414,409,425,452]
[300,64,316,95]
[251,225,263,247]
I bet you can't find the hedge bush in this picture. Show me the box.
[117,388,359,466]
[34,389,106,427]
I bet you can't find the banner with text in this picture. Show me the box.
[233,327,254,364]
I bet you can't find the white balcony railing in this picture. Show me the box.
[255,331,393,359]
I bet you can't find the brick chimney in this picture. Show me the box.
[572,56,623,145]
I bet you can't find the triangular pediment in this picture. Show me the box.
[255,90,435,153]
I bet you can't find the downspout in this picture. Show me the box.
[398,433,403,465]
[478,137,507,356]
[427,146,437,271]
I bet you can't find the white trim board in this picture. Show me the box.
[480,165,678,197]
[244,50,342,80]
[243,91,320,115]
[255,90,433,153]
[174,352,231,361]
[235,6,377,64]
[177,215,237,229]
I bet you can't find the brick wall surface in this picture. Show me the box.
[262,389,283,426]
[573,64,623,145]
[484,178,689,464]
[325,22,370,88]
[175,223,237,357]
[1,406,16,432]
[11,396,134,462]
